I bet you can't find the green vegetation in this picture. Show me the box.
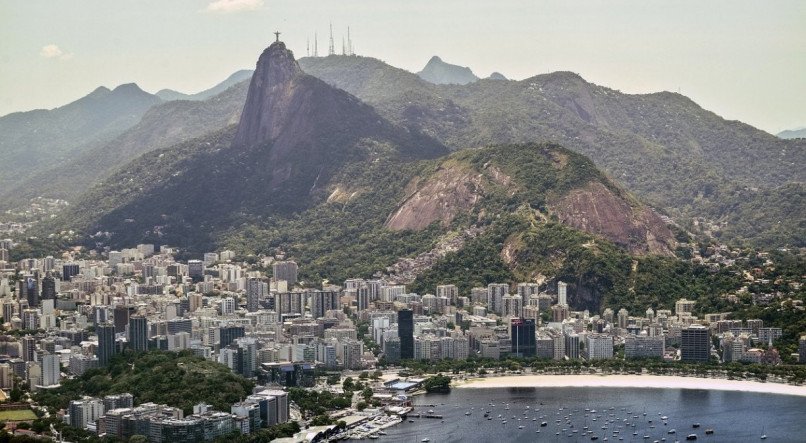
[287,388,351,417]
[34,350,254,415]
[423,374,451,393]
[0,410,36,421]
[213,421,301,443]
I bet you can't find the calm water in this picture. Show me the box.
[365,387,805,443]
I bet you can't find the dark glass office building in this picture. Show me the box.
[511,318,536,357]
[397,309,414,359]
[97,323,117,366]
[128,315,149,352]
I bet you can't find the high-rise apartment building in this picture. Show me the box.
[397,309,414,360]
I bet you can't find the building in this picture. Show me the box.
[557,281,568,306]
[625,334,665,359]
[245,277,267,313]
[564,333,580,359]
[40,353,61,387]
[310,290,339,319]
[675,298,696,316]
[272,261,298,287]
[585,334,613,360]
[129,315,149,352]
[800,335,806,364]
[97,322,117,366]
[397,309,414,360]
[219,325,245,348]
[510,318,536,357]
[68,397,105,429]
[41,274,57,300]
[681,325,710,362]
[63,263,80,281]
[383,336,401,363]
[188,260,204,282]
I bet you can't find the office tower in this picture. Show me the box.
[62,263,80,281]
[128,315,149,351]
[114,305,135,334]
[272,261,298,287]
[219,325,245,348]
[188,260,204,282]
[96,323,117,366]
[41,274,56,300]
[799,335,806,363]
[511,318,536,357]
[681,325,710,362]
[557,281,568,306]
[20,274,39,308]
[246,278,267,312]
[397,309,414,360]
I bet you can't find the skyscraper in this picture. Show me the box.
[96,323,117,366]
[397,309,414,360]
[128,315,148,352]
[20,274,39,308]
[188,260,204,282]
[681,325,710,362]
[511,318,536,357]
[41,274,56,301]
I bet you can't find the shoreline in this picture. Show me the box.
[455,374,806,397]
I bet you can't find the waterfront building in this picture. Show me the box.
[510,318,536,358]
[398,309,414,359]
[681,324,710,362]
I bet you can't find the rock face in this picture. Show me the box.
[385,164,486,230]
[417,56,479,85]
[232,42,304,148]
[550,182,676,255]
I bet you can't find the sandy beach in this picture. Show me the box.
[457,374,806,397]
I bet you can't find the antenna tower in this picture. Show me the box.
[314,32,318,57]
[328,23,335,56]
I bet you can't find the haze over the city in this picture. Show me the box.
[1,0,804,134]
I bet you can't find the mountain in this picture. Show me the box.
[777,127,806,139]
[41,42,684,312]
[297,55,806,248]
[156,69,253,101]
[487,72,508,80]
[49,41,446,249]
[0,84,161,195]
[417,56,479,85]
[0,80,250,207]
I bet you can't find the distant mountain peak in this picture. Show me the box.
[417,55,479,85]
[112,83,149,96]
[487,72,508,81]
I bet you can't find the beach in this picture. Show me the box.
[456,374,806,397]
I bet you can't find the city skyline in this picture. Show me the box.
[1,0,804,133]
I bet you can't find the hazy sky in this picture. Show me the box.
[1,0,804,133]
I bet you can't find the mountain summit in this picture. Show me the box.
[417,55,479,85]
[232,42,303,148]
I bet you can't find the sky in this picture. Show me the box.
[1,0,804,134]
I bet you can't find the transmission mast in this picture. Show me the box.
[328,22,335,56]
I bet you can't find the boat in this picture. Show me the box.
[408,420,414,423]
[686,434,698,440]
[421,439,430,443]
[465,411,471,416]
[761,425,767,439]
[541,422,548,427]
[692,423,700,428]
[704,429,714,435]
[668,429,676,434]
[378,431,387,435]
[518,425,524,429]
[368,435,379,440]
[591,437,599,441]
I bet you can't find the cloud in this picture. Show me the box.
[205,0,264,13]
[40,44,73,60]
